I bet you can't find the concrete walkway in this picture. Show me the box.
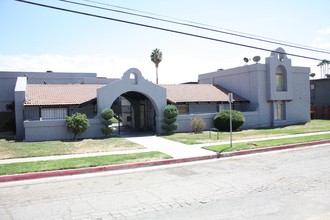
[125,135,216,159]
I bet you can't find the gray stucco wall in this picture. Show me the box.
[176,113,216,133]
[199,64,272,128]
[198,48,311,128]
[14,77,27,139]
[24,118,103,141]
[284,67,311,125]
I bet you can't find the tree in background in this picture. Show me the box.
[101,108,115,137]
[162,105,178,134]
[317,59,330,78]
[66,112,90,140]
[150,48,162,84]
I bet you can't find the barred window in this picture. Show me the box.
[41,108,68,120]
[274,101,285,120]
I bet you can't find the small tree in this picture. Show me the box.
[101,108,114,137]
[214,110,245,131]
[162,105,178,134]
[191,117,206,133]
[66,112,90,140]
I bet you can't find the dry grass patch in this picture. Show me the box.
[0,137,144,160]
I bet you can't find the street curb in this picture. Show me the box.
[1,139,330,183]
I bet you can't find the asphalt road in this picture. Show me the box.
[0,144,330,220]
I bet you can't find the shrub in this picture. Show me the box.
[66,112,90,140]
[214,110,245,131]
[101,108,115,137]
[162,105,178,134]
[163,105,179,118]
[191,117,206,133]
[162,123,178,133]
[101,108,114,120]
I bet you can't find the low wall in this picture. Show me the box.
[24,111,264,141]
[24,118,103,141]
[176,111,262,133]
[176,113,216,133]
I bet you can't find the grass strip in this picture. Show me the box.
[164,120,330,145]
[203,134,330,153]
[0,151,171,175]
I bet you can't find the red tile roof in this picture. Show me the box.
[25,83,247,106]
[161,84,246,103]
[25,84,104,106]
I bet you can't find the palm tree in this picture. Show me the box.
[150,48,162,84]
[317,59,330,78]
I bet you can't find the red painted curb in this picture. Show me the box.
[1,139,329,183]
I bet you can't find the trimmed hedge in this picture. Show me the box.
[214,110,245,131]
[101,108,115,137]
[162,105,178,134]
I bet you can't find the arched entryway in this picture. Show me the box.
[111,92,156,132]
[97,68,167,134]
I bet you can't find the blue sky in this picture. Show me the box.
[1,0,329,83]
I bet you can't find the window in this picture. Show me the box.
[276,66,286,91]
[176,104,188,115]
[274,101,285,120]
[41,108,68,120]
[218,103,229,111]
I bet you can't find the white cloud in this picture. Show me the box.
[318,27,330,35]
[310,41,330,49]
[311,28,330,49]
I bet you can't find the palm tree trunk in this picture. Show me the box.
[156,67,159,84]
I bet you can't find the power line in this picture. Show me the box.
[16,0,325,61]
[74,0,330,55]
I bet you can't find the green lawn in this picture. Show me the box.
[0,151,171,175]
[0,137,144,160]
[203,134,330,153]
[163,120,330,145]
